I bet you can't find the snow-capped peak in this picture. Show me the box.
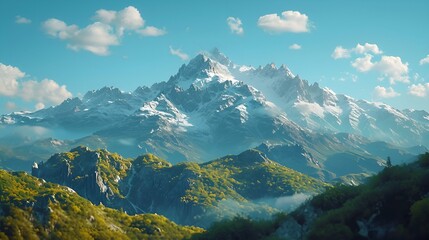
[203,48,233,68]
[168,51,237,90]
[83,86,130,103]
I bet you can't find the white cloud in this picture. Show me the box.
[374,56,409,84]
[289,43,302,50]
[226,17,244,35]
[258,11,310,33]
[20,79,72,105]
[0,63,72,109]
[352,54,374,72]
[35,103,45,111]
[331,46,350,59]
[334,43,409,84]
[94,6,144,36]
[0,63,25,96]
[114,6,144,36]
[169,46,189,61]
[420,55,429,65]
[15,16,31,24]
[408,83,429,97]
[332,43,382,60]
[43,19,119,56]
[138,26,167,36]
[43,18,69,36]
[352,55,409,84]
[93,9,117,23]
[374,86,400,98]
[354,43,383,55]
[43,6,165,56]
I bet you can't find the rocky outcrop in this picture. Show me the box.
[32,146,131,207]
[275,205,321,240]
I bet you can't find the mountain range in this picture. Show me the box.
[1,49,428,179]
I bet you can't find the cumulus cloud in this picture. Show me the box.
[373,56,409,84]
[226,17,244,35]
[43,19,119,56]
[15,16,31,24]
[332,43,382,60]
[351,54,374,72]
[332,46,350,59]
[374,86,400,98]
[43,6,165,56]
[169,46,189,60]
[94,6,144,36]
[113,6,144,33]
[137,26,167,36]
[420,55,429,65]
[93,9,117,23]
[333,43,409,84]
[0,63,25,96]
[258,11,310,33]
[0,63,72,110]
[352,55,409,84]
[20,79,72,105]
[354,43,383,55]
[408,83,429,97]
[289,43,302,50]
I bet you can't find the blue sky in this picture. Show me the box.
[1,0,429,114]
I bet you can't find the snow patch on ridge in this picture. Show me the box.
[294,101,325,118]
[138,94,192,132]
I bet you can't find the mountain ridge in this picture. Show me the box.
[32,146,329,227]
[1,49,427,175]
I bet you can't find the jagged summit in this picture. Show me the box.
[83,86,131,104]
[203,48,233,67]
[169,51,235,90]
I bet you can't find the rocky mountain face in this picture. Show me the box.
[0,169,202,240]
[32,146,131,209]
[32,147,329,227]
[1,49,428,175]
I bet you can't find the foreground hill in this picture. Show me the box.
[0,170,202,240]
[193,152,429,239]
[32,146,329,227]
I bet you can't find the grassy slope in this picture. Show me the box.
[130,149,329,207]
[0,170,202,240]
